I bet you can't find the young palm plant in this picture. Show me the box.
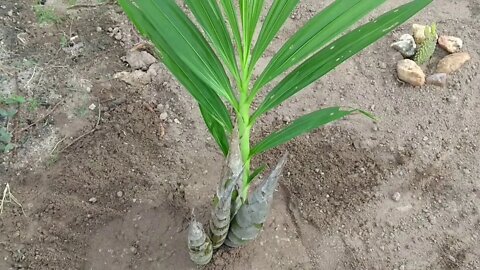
[119,0,432,265]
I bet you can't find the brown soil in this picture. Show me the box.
[1,0,479,270]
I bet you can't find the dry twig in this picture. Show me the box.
[15,99,64,135]
[0,183,26,217]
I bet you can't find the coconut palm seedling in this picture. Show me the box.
[118,0,432,265]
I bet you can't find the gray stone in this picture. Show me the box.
[126,50,157,70]
[426,73,447,87]
[391,34,416,58]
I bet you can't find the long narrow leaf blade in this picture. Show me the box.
[253,0,432,120]
[119,0,233,133]
[129,0,237,107]
[219,0,243,56]
[240,0,265,62]
[250,107,358,157]
[200,105,229,156]
[252,0,387,95]
[250,0,300,68]
[185,0,239,79]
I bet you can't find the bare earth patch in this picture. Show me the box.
[0,0,479,269]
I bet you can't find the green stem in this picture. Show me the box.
[238,73,251,200]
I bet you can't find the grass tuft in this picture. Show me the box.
[33,5,61,25]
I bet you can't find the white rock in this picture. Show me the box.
[412,24,427,44]
[436,52,471,74]
[88,103,97,111]
[397,59,425,86]
[438,36,463,53]
[114,32,122,41]
[159,112,168,120]
[392,192,401,202]
[126,50,157,70]
[391,34,416,57]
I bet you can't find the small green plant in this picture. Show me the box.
[0,95,26,153]
[33,4,60,25]
[27,98,40,112]
[414,23,437,64]
[119,0,432,265]
[60,34,69,48]
[0,127,14,153]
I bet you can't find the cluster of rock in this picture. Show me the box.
[114,45,167,86]
[392,24,471,87]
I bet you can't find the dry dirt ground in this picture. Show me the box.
[1,0,479,269]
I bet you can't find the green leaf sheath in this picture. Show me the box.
[199,105,229,156]
[219,0,243,57]
[119,0,237,109]
[185,0,240,81]
[250,107,357,157]
[249,0,300,71]
[119,0,233,140]
[250,0,387,99]
[240,0,265,66]
[252,0,433,121]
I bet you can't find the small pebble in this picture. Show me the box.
[96,26,103,32]
[392,192,401,202]
[116,191,123,197]
[88,103,97,111]
[89,197,97,203]
[7,10,13,17]
[159,112,168,120]
[114,32,122,40]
